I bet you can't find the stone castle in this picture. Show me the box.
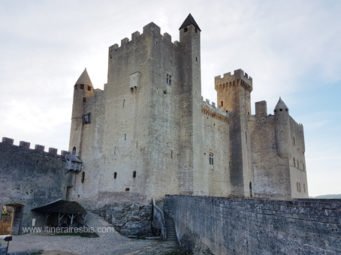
[68,14,308,203]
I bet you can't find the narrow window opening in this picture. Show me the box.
[195,57,198,62]
[209,152,214,165]
[220,101,223,107]
[83,97,86,103]
[184,27,188,32]
[124,134,127,140]
[123,99,125,108]
[114,172,117,179]
[80,84,84,89]
[133,171,136,178]
[249,182,253,198]
[166,74,172,85]
[81,172,85,183]
[87,86,91,91]
[125,187,130,192]
[280,108,283,111]
[171,150,173,159]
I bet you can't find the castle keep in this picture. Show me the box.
[68,14,308,203]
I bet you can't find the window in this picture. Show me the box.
[220,101,223,107]
[171,150,173,159]
[81,172,85,183]
[296,182,301,192]
[83,113,91,124]
[125,187,130,192]
[133,171,136,178]
[80,84,84,89]
[123,99,125,108]
[184,27,188,32]
[209,152,214,165]
[87,86,91,91]
[166,74,172,85]
[83,97,86,103]
[124,134,127,140]
[114,172,117,179]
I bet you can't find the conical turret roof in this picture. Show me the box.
[179,14,201,31]
[275,97,289,111]
[75,68,93,86]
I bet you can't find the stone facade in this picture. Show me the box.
[164,195,341,255]
[68,14,308,204]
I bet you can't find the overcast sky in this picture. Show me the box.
[0,0,340,196]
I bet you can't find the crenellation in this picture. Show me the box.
[19,141,30,149]
[162,32,172,42]
[202,100,229,122]
[48,147,58,155]
[131,31,141,41]
[215,69,253,92]
[61,150,69,157]
[2,137,14,145]
[142,22,161,35]
[121,37,129,47]
[34,144,45,152]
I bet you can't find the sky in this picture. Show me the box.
[0,0,340,196]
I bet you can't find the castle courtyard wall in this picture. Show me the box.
[0,138,66,231]
[165,195,341,255]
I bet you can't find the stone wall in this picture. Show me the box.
[0,138,66,231]
[164,195,341,255]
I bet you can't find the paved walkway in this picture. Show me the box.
[8,213,179,255]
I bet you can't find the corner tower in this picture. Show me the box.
[215,69,253,197]
[69,68,94,155]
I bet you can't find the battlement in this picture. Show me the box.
[108,22,180,56]
[0,137,68,158]
[201,99,228,122]
[215,69,253,91]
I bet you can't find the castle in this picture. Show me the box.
[68,14,308,203]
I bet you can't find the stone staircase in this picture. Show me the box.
[164,214,177,242]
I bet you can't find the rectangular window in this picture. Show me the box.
[80,84,84,89]
[133,171,136,178]
[83,113,91,124]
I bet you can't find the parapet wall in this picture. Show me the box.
[0,137,67,231]
[0,137,68,157]
[215,69,253,91]
[164,195,341,255]
[108,22,180,58]
[201,98,228,122]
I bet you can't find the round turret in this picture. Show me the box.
[69,68,94,152]
[274,97,290,158]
